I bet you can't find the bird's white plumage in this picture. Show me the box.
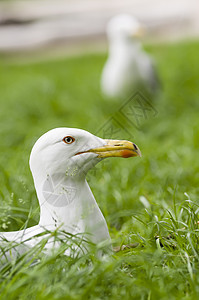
[101,14,159,98]
[0,128,111,255]
[0,128,141,257]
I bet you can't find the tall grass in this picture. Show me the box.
[0,40,199,298]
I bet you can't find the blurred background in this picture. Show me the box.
[0,0,198,55]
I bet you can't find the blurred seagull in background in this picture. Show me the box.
[0,128,141,255]
[101,14,160,99]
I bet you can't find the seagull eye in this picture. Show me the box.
[63,136,75,144]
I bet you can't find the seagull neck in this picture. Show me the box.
[109,39,141,55]
[34,173,95,230]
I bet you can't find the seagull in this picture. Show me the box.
[0,128,141,255]
[101,14,160,98]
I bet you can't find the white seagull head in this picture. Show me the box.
[107,14,144,43]
[30,127,141,180]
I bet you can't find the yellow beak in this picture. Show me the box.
[84,139,141,158]
[132,26,146,38]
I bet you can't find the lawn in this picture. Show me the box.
[0,39,199,299]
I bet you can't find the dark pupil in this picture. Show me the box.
[66,137,72,143]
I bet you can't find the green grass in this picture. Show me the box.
[0,39,199,299]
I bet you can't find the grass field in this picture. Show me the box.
[0,40,199,299]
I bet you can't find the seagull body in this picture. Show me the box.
[101,14,159,98]
[0,128,141,254]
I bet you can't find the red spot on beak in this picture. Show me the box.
[121,150,135,158]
